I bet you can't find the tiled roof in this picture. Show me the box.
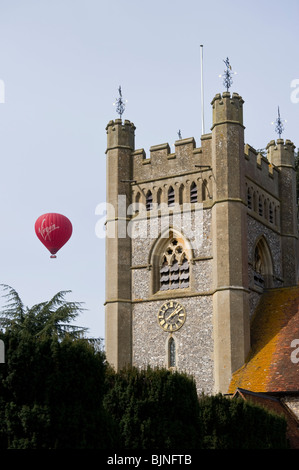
[228,286,299,394]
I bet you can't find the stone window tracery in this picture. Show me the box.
[253,237,273,289]
[159,239,190,290]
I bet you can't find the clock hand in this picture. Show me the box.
[166,306,182,321]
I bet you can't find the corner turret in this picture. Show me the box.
[266,138,298,285]
[211,92,244,129]
[106,119,135,152]
[266,139,296,168]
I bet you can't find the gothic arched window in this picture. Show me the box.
[168,337,176,368]
[168,186,175,207]
[264,199,268,220]
[179,184,184,205]
[253,237,273,289]
[159,239,190,290]
[258,196,263,216]
[269,203,274,223]
[146,190,153,211]
[135,192,141,204]
[247,187,252,209]
[157,188,162,206]
[133,191,141,214]
[253,191,257,211]
[190,182,197,203]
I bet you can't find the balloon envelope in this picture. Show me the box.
[35,213,72,258]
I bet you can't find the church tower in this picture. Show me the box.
[104,91,298,394]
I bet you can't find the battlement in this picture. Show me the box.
[244,143,279,198]
[266,139,296,167]
[106,118,136,152]
[211,91,244,129]
[132,136,212,182]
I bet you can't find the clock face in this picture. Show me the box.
[158,301,186,332]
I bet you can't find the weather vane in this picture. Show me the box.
[113,86,127,119]
[219,57,236,91]
[272,106,286,138]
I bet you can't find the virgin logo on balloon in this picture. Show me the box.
[35,213,72,258]
[39,218,60,241]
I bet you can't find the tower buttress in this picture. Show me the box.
[105,118,135,370]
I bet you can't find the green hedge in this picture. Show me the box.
[198,393,288,449]
[104,366,200,449]
[0,333,289,449]
[104,368,288,450]
[0,332,116,449]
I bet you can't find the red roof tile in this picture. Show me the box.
[229,286,299,393]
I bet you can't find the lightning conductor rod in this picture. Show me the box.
[200,44,205,136]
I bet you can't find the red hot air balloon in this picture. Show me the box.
[35,213,72,258]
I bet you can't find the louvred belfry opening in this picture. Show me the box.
[159,239,189,290]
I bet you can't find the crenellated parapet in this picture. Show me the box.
[106,118,136,152]
[266,138,296,168]
[211,91,244,129]
[132,135,212,182]
[245,144,279,196]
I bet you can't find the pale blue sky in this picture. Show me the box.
[0,0,298,340]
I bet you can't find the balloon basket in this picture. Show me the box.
[50,255,57,258]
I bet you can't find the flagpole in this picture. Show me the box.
[200,45,205,135]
